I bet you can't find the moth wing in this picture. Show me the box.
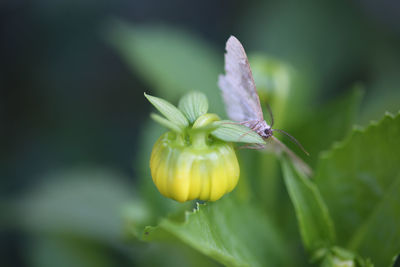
[218,36,264,122]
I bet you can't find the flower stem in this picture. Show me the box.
[192,132,208,149]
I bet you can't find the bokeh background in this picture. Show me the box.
[2,0,400,266]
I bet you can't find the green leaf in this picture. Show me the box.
[281,156,335,252]
[178,91,209,123]
[107,22,224,115]
[348,174,400,267]
[211,121,265,144]
[315,112,400,267]
[143,197,291,267]
[144,93,189,128]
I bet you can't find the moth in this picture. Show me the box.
[218,36,311,176]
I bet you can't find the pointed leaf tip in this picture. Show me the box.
[144,93,189,128]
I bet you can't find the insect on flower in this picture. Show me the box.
[218,36,311,175]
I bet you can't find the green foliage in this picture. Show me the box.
[17,168,147,266]
[143,196,290,267]
[281,158,335,252]
[126,24,400,266]
[315,112,400,267]
[289,86,364,166]
[17,21,400,267]
[18,168,137,243]
[107,22,224,115]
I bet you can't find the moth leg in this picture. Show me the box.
[238,143,265,150]
[218,121,248,126]
[237,121,264,142]
[237,126,260,142]
[251,121,263,132]
[239,120,259,124]
[218,120,258,128]
[240,120,259,128]
[218,120,262,140]
[219,120,261,130]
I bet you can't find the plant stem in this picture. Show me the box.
[192,132,207,149]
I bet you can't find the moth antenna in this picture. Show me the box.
[266,103,274,127]
[272,129,310,156]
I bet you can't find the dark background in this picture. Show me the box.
[1,0,400,266]
[1,0,246,195]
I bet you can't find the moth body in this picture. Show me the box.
[242,120,273,139]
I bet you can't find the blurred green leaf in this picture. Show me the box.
[249,54,293,129]
[241,1,368,103]
[18,168,139,243]
[28,226,220,267]
[211,120,265,144]
[28,236,118,267]
[315,112,400,267]
[130,242,222,267]
[108,22,224,115]
[143,196,290,267]
[237,150,309,266]
[144,93,189,128]
[178,91,209,123]
[289,86,363,166]
[239,151,280,210]
[281,157,335,252]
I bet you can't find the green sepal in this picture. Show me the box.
[178,91,209,123]
[210,120,265,144]
[144,93,189,128]
[150,113,182,133]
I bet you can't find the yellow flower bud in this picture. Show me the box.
[150,130,240,202]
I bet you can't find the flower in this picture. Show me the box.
[145,92,264,202]
[150,130,240,202]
